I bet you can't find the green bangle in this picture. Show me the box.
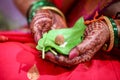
[27,0,55,23]
[108,17,119,47]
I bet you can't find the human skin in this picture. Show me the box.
[13,0,75,16]
[14,0,120,67]
[23,8,111,66]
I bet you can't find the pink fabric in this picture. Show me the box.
[52,0,114,26]
[66,0,114,26]
[0,31,120,80]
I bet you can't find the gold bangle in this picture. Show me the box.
[103,16,114,52]
[41,6,66,20]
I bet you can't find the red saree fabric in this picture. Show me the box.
[0,32,120,80]
[0,0,120,80]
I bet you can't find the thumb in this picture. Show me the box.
[69,20,109,60]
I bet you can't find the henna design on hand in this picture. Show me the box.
[30,9,67,42]
[30,9,110,67]
[45,20,110,67]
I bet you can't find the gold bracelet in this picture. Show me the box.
[41,6,66,20]
[102,16,114,52]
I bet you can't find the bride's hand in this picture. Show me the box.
[30,9,110,67]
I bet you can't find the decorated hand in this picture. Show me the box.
[30,9,67,43]
[45,20,110,67]
[30,8,111,67]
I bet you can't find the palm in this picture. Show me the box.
[30,9,109,67]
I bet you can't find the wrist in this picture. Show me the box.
[114,19,120,48]
[27,0,55,23]
[27,0,65,24]
[102,16,120,51]
[109,17,119,48]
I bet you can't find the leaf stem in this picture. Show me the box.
[42,47,45,59]
[49,48,57,56]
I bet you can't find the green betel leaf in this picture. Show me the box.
[36,17,86,58]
